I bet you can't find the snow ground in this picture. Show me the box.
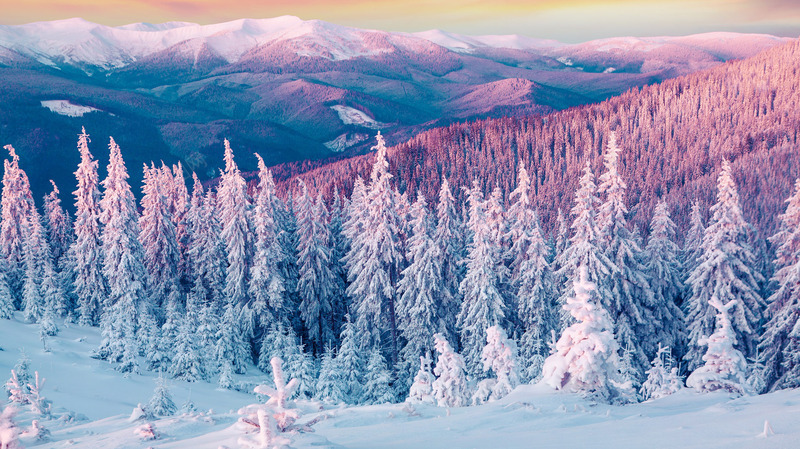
[330,106,384,129]
[1,314,798,448]
[40,100,101,117]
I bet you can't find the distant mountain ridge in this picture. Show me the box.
[0,17,789,204]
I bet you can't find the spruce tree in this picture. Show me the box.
[685,160,764,371]
[170,289,206,382]
[434,176,463,344]
[596,134,655,377]
[296,180,336,354]
[0,144,33,304]
[70,128,106,326]
[335,315,365,404]
[458,180,510,376]
[431,333,469,408]
[645,200,686,356]
[363,347,395,404]
[397,193,446,389]
[345,133,403,360]
[759,179,800,390]
[316,346,346,404]
[96,137,151,374]
[43,181,75,318]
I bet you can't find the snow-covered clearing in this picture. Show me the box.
[330,105,383,129]
[1,314,798,448]
[40,100,101,117]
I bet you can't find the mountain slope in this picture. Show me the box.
[0,17,789,203]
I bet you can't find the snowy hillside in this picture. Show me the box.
[2,313,799,448]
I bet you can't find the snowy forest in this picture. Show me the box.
[2,99,800,414]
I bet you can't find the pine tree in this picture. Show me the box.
[431,333,469,408]
[554,208,568,261]
[148,374,177,417]
[554,160,616,329]
[248,154,286,335]
[479,325,520,401]
[335,316,365,404]
[215,297,249,375]
[96,137,150,374]
[686,297,749,396]
[21,208,48,324]
[759,179,800,390]
[42,181,75,318]
[170,163,190,281]
[596,134,655,377]
[188,186,226,308]
[70,128,106,326]
[515,204,556,382]
[685,160,764,371]
[0,144,34,305]
[296,180,336,354]
[0,261,12,320]
[645,200,686,356]
[345,133,403,360]
[542,265,632,404]
[327,187,348,340]
[641,344,682,400]
[169,291,206,382]
[316,346,346,404]
[397,192,446,389]
[682,200,705,292]
[434,176,463,344]
[363,347,395,405]
[0,406,22,449]
[407,354,436,405]
[458,180,510,375]
[217,139,252,308]
[139,164,181,315]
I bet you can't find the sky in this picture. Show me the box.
[0,0,799,42]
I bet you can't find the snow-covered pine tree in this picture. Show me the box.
[96,137,151,374]
[248,154,286,336]
[434,176,463,344]
[217,139,252,309]
[188,185,226,308]
[335,315,365,404]
[686,297,749,396]
[0,261,12,320]
[407,354,435,405]
[327,186,348,339]
[458,180,510,376]
[644,200,686,356]
[0,144,34,305]
[170,163,190,281]
[542,265,632,404]
[345,132,403,361]
[515,203,556,383]
[0,406,21,449]
[596,133,655,378]
[43,181,75,318]
[478,325,520,401]
[139,164,181,316]
[506,162,537,287]
[431,333,469,408]
[759,179,800,390]
[42,181,73,271]
[640,344,682,400]
[554,208,568,261]
[396,192,446,390]
[316,346,346,404]
[215,296,249,376]
[554,160,615,330]
[363,347,395,405]
[169,289,206,382]
[296,180,337,354]
[70,128,106,326]
[21,207,49,324]
[682,200,705,286]
[684,160,765,371]
[148,374,177,417]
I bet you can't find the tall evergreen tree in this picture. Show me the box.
[682,201,705,302]
[139,164,181,315]
[1,145,34,305]
[596,134,655,377]
[396,193,445,389]
[296,181,337,354]
[345,133,403,361]
[70,128,106,326]
[759,179,800,390]
[335,315,365,404]
[217,139,252,307]
[96,137,151,373]
[458,180,510,375]
[248,154,286,335]
[554,160,615,329]
[188,185,226,308]
[685,160,765,371]
[644,200,686,357]
[327,187,348,339]
[42,181,75,318]
[434,176,463,344]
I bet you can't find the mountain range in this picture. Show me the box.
[0,16,790,202]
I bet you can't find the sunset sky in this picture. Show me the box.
[1,0,799,42]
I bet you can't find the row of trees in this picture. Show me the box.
[1,124,799,405]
